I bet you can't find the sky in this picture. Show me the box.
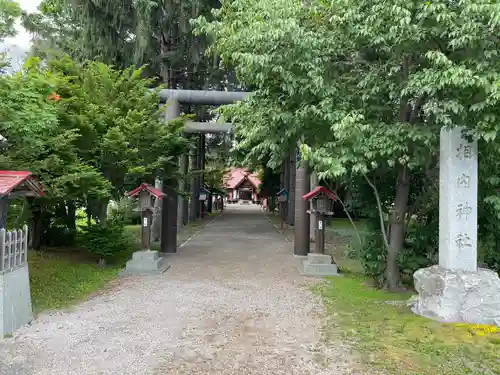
[2,0,42,60]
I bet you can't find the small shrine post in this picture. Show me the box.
[303,186,337,254]
[298,186,339,277]
[122,183,171,276]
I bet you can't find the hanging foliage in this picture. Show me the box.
[24,0,230,91]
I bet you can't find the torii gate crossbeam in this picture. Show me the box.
[158,89,251,105]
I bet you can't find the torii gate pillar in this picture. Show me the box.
[160,99,181,254]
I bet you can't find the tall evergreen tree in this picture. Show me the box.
[24,0,234,90]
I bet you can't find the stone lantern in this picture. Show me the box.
[121,183,170,276]
[300,186,339,277]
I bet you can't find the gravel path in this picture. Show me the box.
[0,204,357,375]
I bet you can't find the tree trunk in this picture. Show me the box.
[386,167,410,290]
[151,178,163,242]
[0,196,9,230]
[269,197,276,213]
[55,202,67,224]
[207,194,212,213]
[97,199,109,227]
[86,208,92,227]
[32,209,43,250]
[67,200,76,231]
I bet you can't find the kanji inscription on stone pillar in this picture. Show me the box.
[439,127,478,272]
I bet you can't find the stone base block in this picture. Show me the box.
[411,265,500,327]
[298,253,338,277]
[119,250,171,277]
[1,265,33,338]
[307,253,332,264]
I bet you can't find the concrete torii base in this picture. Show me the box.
[298,253,339,277]
[119,250,170,277]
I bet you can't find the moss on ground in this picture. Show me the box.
[314,273,500,374]
[267,214,500,374]
[29,251,118,313]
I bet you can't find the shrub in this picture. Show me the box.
[78,219,129,263]
[45,224,77,247]
[108,198,140,225]
[358,215,439,288]
[479,236,500,275]
[357,217,387,287]
[400,216,438,282]
[359,233,387,288]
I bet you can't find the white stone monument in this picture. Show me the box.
[412,127,500,327]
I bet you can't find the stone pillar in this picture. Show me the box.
[293,160,310,256]
[439,127,477,271]
[287,151,296,226]
[161,177,179,253]
[160,99,180,254]
[177,151,188,230]
[189,136,198,221]
[412,127,500,326]
[310,172,318,242]
[192,135,203,219]
[197,134,205,217]
[182,153,189,225]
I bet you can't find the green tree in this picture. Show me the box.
[24,0,231,90]
[47,56,189,224]
[204,132,231,184]
[196,0,500,289]
[0,54,188,248]
[21,0,81,61]
[259,166,280,211]
[0,0,21,70]
[0,0,20,38]
[0,57,109,247]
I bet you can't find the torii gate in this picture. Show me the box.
[157,89,310,257]
[156,89,249,254]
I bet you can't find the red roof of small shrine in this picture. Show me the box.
[126,183,165,199]
[302,186,337,201]
[0,171,44,197]
[224,168,261,189]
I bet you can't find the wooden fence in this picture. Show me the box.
[0,225,28,272]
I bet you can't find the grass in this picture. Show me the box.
[267,213,500,374]
[29,250,118,313]
[307,216,500,375]
[315,276,500,375]
[28,215,217,314]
